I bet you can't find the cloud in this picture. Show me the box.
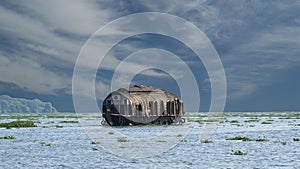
[223,23,300,99]
[26,43,60,56]
[1,1,219,99]
[0,54,69,95]
[1,0,300,111]
[0,1,117,96]
[1,0,115,36]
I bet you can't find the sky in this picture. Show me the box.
[0,0,299,112]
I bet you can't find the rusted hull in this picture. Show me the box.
[102,86,185,126]
[103,113,182,126]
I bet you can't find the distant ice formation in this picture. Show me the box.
[0,95,57,113]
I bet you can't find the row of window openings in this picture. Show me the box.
[106,99,142,110]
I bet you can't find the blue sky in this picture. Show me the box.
[0,0,299,112]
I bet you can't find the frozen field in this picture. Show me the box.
[0,112,299,168]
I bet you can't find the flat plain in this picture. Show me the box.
[0,112,299,168]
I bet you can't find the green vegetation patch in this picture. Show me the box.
[55,125,63,128]
[40,141,51,146]
[204,119,219,122]
[46,115,68,118]
[261,121,272,124]
[229,120,239,123]
[46,114,82,119]
[192,119,203,124]
[281,141,286,145]
[92,147,98,151]
[231,150,247,155]
[226,136,252,141]
[293,138,299,142]
[255,137,269,142]
[232,123,243,127]
[0,120,37,128]
[226,136,269,142]
[0,115,43,120]
[0,135,16,139]
[156,140,167,142]
[91,141,100,144]
[117,137,129,142]
[59,120,79,123]
[201,139,213,143]
[244,119,260,123]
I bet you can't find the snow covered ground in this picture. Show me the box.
[0,112,299,168]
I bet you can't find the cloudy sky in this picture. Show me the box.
[0,0,299,112]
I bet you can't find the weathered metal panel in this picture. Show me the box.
[102,85,184,126]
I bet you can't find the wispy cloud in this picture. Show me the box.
[224,24,300,99]
[0,53,69,94]
[0,0,116,95]
[0,0,299,112]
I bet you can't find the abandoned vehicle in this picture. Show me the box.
[102,85,185,126]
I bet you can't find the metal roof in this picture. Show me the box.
[112,85,182,104]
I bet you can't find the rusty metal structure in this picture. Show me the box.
[102,85,185,126]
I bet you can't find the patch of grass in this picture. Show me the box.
[293,138,299,142]
[156,140,166,142]
[201,139,213,143]
[261,121,272,124]
[46,115,67,118]
[40,141,51,146]
[255,137,269,142]
[231,150,247,155]
[177,134,183,137]
[46,115,82,119]
[229,120,239,123]
[91,141,100,144]
[0,135,16,139]
[108,132,114,135]
[41,126,49,128]
[226,136,269,142]
[226,136,252,141]
[281,141,286,145]
[249,125,255,127]
[279,117,296,119]
[204,119,219,122]
[181,139,187,142]
[117,137,129,142]
[59,120,79,123]
[244,119,259,123]
[194,119,203,124]
[0,120,37,129]
[232,123,243,127]
[92,147,98,151]
[55,125,63,128]
[186,119,193,122]
[0,115,43,120]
